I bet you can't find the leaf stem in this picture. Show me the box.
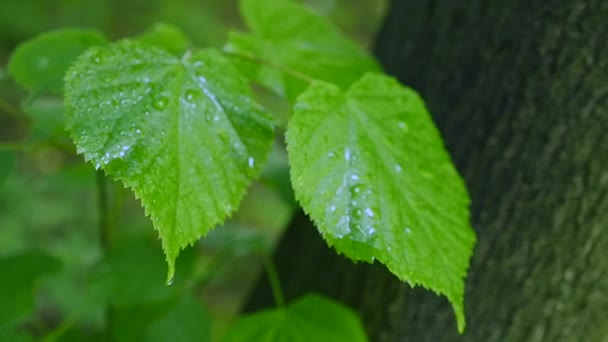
[263,256,285,308]
[96,171,111,250]
[223,50,318,84]
[96,171,115,336]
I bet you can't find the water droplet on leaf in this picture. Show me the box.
[153,97,169,110]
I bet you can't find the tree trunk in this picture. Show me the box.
[248,0,608,341]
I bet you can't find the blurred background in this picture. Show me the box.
[0,0,387,340]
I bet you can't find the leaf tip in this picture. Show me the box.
[450,296,466,334]
[165,255,176,286]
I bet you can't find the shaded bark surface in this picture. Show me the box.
[248,1,608,341]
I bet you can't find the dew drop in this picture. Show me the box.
[364,208,374,217]
[406,227,412,234]
[351,174,359,181]
[398,121,407,130]
[395,164,403,173]
[136,129,142,134]
[328,152,335,158]
[119,151,125,157]
[368,227,376,235]
[330,205,336,212]
[223,204,234,214]
[167,277,174,286]
[153,97,168,110]
[344,148,358,166]
[185,90,197,102]
[350,185,363,198]
[248,157,255,168]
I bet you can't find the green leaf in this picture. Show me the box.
[22,96,66,142]
[112,295,211,342]
[142,295,211,342]
[0,250,61,327]
[222,294,367,342]
[64,41,274,280]
[8,28,106,94]
[225,0,379,101]
[89,238,179,307]
[136,22,192,56]
[286,73,476,332]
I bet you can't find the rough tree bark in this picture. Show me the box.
[248,1,608,341]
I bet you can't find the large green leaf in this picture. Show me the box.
[222,294,367,342]
[287,73,476,332]
[225,0,379,101]
[64,41,275,280]
[8,28,106,94]
[0,250,61,327]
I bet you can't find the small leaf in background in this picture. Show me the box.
[143,295,211,342]
[89,238,180,307]
[225,0,379,101]
[22,96,66,142]
[0,250,61,327]
[111,294,211,342]
[64,41,275,281]
[287,73,476,332]
[222,294,367,342]
[0,151,15,187]
[136,22,192,56]
[8,28,106,95]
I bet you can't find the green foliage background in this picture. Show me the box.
[0,1,387,341]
